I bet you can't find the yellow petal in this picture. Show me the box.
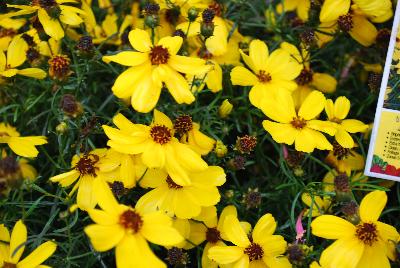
[319,237,364,268]
[0,224,10,242]
[164,144,191,186]
[17,68,47,79]
[320,0,351,22]
[259,235,287,256]
[230,66,258,86]
[93,177,120,213]
[218,205,238,234]
[262,121,297,146]
[38,9,64,40]
[168,55,209,75]
[17,241,57,268]
[349,15,378,47]
[252,214,277,243]
[325,99,335,120]
[131,71,162,113]
[341,119,368,133]
[249,39,269,72]
[84,224,124,251]
[59,6,83,26]
[157,36,182,55]
[205,62,223,92]
[76,176,97,210]
[359,190,387,222]
[153,109,173,129]
[142,143,165,168]
[298,91,326,120]
[115,235,166,268]
[7,136,46,158]
[263,256,292,268]
[334,96,350,119]
[311,72,337,93]
[0,50,6,71]
[10,220,27,263]
[335,129,354,148]
[7,35,28,68]
[141,213,183,246]
[102,51,148,66]
[87,208,118,225]
[223,215,250,247]
[191,166,226,187]
[208,246,244,265]
[260,90,296,123]
[355,241,390,268]
[311,215,355,239]
[174,142,208,172]
[128,28,152,52]
[50,170,80,187]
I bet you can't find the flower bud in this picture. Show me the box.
[188,7,199,22]
[218,99,233,118]
[214,140,227,157]
[56,122,68,133]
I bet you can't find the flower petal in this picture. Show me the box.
[38,9,64,40]
[17,241,57,268]
[320,237,364,268]
[102,51,148,67]
[320,0,351,22]
[249,39,269,72]
[298,91,326,120]
[359,190,387,222]
[230,66,258,86]
[311,215,356,239]
[252,214,277,242]
[157,36,182,55]
[208,246,244,265]
[223,215,250,247]
[9,220,27,263]
[128,28,152,52]
[349,15,378,47]
[141,213,183,246]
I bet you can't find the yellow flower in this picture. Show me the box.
[277,0,311,22]
[302,192,331,217]
[137,166,225,219]
[84,180,183,268]
[280,42,337,103]
[319,0,392,46]
[0,17,26,51]
[231,39,302,108]
[0,220,57,267]
[0,123,47,158]
[0,36,46,79]
[325,142,365,175]
[174,115,215,156]
[103,28,209,113]
[80,0,132,45]
[218,99,233,118]
[325,96,368,148]
[261,90,337,153]
[311,190,399,268]
[189,205,250,268]
[50,148,119,210]
[208,213,291,267]
[4,1,85,40]
[103,110,208,186]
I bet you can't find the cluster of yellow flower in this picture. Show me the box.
[0,0,398,267]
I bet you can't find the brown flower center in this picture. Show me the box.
[291,117,307,129]
[166,176,183,189]
[0,156,20,176]
[236,135,257,154]
[296,68,313,85]
[150,45,170,65]
[74,154,99,176]
[49,55,71,80]
[206,227,221,244]
[356,222,378,246]
[244,242,264,261]
[332,141,352,160]
[3,262,17,268]
[257,70,272,83]
[334,173,350,192]
[150,125,172,144]
[119,209,143,233]
[197,47,213,60]
[338,13,353,32]
[174,115,193,133]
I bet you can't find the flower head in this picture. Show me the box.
[311,190,399,268]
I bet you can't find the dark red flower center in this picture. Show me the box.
[291,117,307,129]
[119,209,143,233]
[150,45,170,65]
[244,242,264,261]
[174,115,193,133]
[257,70,272,83]
[296,68,313,85]
[356,222,378,246]
[338,13,353,32]
[166,177,183,189]
[74,154,99,176]
[150,125,172,144]
[206,227,221,243]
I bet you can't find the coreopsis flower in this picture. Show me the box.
[280,42,337,108]
[50,148,119,210]
[0,220,57,267]
[174,115,215,155]
[0,123,47,158]
[260,90,337,153]
[311,190,399,268]
[103,110,208,186]
[84,179,183,268]
[0,17,26,51]
[80,0,132,45]
[4,1,85,40]
[102,28,209,113]
[276,0,311,22]
[319,0,392,46]
[302,192,331,217]
[231,39,302,108]
[137,166,225,219]
[208,213,291,267]
[189,205,248,268]
[325,96,368,148]
[325,142,365,175]
[0,35,46,79]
